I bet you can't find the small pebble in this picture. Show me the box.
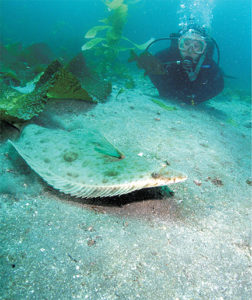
[87,239,96,246]
[246,179,252,186]
[194,179,202,186]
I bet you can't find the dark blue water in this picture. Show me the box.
[0,0,251,90]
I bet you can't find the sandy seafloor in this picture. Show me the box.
[0,74,251,299]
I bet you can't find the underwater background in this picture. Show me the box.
[0,0,251,89]
[0,0,251,299]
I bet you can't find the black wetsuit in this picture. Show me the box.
[149,45,224,104]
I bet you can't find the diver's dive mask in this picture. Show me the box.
[178,31,207,55]
[145,30,220,66]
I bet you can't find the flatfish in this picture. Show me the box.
[9,124,187,198]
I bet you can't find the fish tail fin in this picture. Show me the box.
[128,50,137,63]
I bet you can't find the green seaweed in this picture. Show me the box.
[116,88,125,99]
[84,25,112,39]
[81,38,106,51]
[81,0,149,77]
[66,53,112,101]
[47,68,94,102]
[105,0,124,10]
[151,98,178,111]
[37,59,96,103]
[226,118,238,127]
[36,60,62,88]
[0,84,47,123]
[0,59,96,123]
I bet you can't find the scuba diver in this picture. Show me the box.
[146,25,224,104]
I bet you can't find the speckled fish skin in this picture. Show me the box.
[9,124,187,198]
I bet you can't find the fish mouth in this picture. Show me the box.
[151,167,188,184]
